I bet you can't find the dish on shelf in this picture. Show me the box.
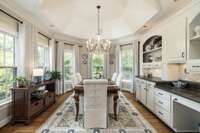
[194,25,200,36]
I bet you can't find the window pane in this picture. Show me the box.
[37,46,45,67]
[0,33,4,48]
[5,35,14,51]
[121,48,133,80]
[0,68,13,101]
[92,53,104,79]
[0,49,4,66]
[64,51,73,80]
[5,51,14,66]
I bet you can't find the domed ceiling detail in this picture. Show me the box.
[11,0,191,39]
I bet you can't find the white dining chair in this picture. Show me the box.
[111,72,118,82]
[72,74,84,115]
[108,74,121,115]
[83,79,108,128]
[76,73,82,83]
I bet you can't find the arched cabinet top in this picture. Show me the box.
[143,35,162,52]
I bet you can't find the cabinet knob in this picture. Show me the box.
[174,98,178,102]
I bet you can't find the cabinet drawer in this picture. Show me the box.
[155,89,170,101]
[155,96,170,112]
[155,105,171,125]
[30,99,44,116]
[45,92,54,107]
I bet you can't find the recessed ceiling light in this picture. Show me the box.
[50,25,55,28]
[143,25,148,28]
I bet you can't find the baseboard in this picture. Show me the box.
[0,116,11,128]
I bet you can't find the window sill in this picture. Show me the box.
[0,99,12,107]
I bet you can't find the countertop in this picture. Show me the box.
[135,76,200,103]
[135,76,162,82]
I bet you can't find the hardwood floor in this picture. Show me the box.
[0,91,174,133]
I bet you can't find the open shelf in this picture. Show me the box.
[190,35,200,41]
[143,47,162,54]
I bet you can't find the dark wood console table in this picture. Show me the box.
[11,80,56,124]
[74,85,119,121]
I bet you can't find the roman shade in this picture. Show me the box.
[37,33,49,47]
[0,12,18,36]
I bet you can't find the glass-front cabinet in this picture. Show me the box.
[187,11,200,73]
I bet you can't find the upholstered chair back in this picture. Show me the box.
[76,73,82,83]
[83,79,108,128]
[71,74,79,88]
[116,74,122,88]
[111,72,118,82]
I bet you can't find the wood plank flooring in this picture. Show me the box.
[0,91,174,133]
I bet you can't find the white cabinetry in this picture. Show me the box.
[146,81,155,112]
[163,15,187,63]
[135,78,141,101]
[135,78,155,112]
[154,88,171,126]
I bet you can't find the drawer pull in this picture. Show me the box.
[158,93,163,96]
[174,98,178,102]
[158,111,163,115]
[158,101,163,104]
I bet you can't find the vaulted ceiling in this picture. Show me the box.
[12,0,191,39]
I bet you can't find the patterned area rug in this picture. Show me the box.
[37,93,157,133]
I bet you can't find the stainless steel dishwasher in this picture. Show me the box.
[172,95,200,132]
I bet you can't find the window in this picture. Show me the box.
[120,44,134,91]
[36,33,50,69]
[0,11,18,103]
[92,53,104,79]
[64,49,74,81]
[0,32,15,103]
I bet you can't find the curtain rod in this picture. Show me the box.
[55,41,82,47]
[0,8,23,24]
[39,32,51,40]
[64,43,83,47]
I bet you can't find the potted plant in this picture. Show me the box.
[50,70,61,80]
[16,76,28,88]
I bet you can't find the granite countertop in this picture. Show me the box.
[135,76,200,103]
[135,76,162,82]
[155,82,200,103]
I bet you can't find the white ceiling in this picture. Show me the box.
[12,0,191,39]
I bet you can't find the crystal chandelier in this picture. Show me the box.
[86,5,111,54]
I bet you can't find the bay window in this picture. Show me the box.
[36,33,50,70]
[64,48,74,81]
[92,53,105,79]
[120,44,134,92]
[0,11,18,103]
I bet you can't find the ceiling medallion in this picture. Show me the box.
[86,5,111,54]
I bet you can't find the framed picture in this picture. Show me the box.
[81,54,88,64]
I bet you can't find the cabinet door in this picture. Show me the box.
[163,15,187,63]
[135,79,141,101]
[146,88,154,111]
[140,81,147,105]
[146,84,155,112]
